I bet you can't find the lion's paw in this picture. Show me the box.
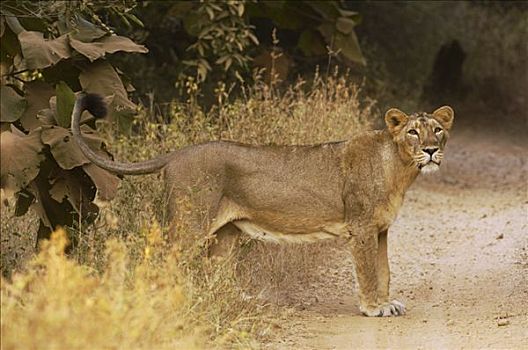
[361,300,406,317]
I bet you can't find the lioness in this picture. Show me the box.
[72,94,453,317]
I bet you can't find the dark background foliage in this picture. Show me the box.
[111,0,527,123]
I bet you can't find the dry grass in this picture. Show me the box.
[1,70,373,349]
[1,229,198,350]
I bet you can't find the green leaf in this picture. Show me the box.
[4,15,24,35]
[18,31,71,69]
[49,173,76,205]
[83,163,120,201]
[124,13,144,28]
[49,169,98,214]
[69,16,107,42]
[318,23,365,65]
[336,17,356,35]
[20,81,55,131]
[55,81,75,128]
[237,3,245,17]
[0,23,21,59]
[79,61,137,130]
[205,6,215,20]
[0,128,44,197]
[0,85,27,122]
[183,11,206,37]
[69,35,148,62]
[334,30,365,65]
[317,22,334,42]
[40,125,111,170]
[36,108,57,126]
[41,126,89,170]
[119,14,132,29]
[338,9,361,24]
[46,169,99,216]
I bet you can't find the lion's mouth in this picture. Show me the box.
[418,160,440,169]
[418,160,440,173]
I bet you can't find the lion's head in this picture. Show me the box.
[384,106,454,173]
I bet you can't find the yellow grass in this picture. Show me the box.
[1,228,197,350]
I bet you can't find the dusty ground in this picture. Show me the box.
[265,123,528,349]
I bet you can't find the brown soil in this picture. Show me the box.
[265,125,528,349]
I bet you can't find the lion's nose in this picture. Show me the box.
[423,147,438,156]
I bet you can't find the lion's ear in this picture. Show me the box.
[432,106,454,131]
[384,108,409,136]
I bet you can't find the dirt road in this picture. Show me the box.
[267,125,528,349]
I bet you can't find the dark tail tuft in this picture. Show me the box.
[81,93,107,119]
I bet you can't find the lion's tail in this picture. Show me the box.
[71,93,172,175]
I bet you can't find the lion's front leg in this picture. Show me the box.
[348,226,404,317]
[348,229,379,315]
[376,229,405,316]
[377,229,390,303]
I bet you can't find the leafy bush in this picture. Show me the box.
[0,2,146,243]
[248,0,364,64]
[114,0,365,103]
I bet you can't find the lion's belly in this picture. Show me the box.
[233,220,346,243]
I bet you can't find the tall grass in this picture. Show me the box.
[1,70,373,349]
[1,229,199,350]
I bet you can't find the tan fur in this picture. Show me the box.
[71,96,454,317]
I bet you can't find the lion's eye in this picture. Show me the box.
[434,127,443,133]
[408,129,418,136]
